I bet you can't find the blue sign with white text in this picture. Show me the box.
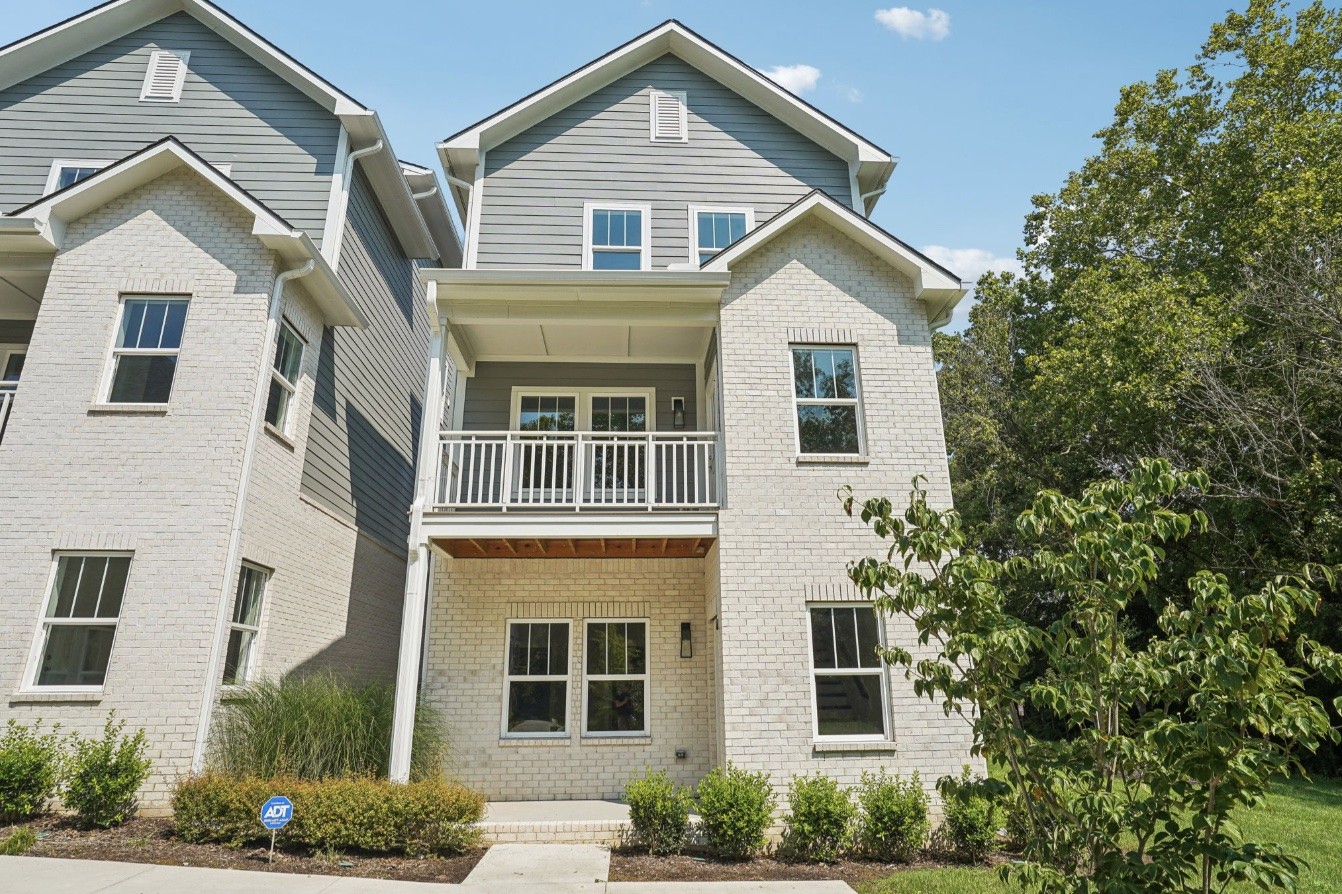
[260,795,293,830]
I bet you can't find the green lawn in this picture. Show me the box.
[857,777,1342,894]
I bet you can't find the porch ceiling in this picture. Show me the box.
[0,252,50,319]
[434,535,715,560]
[458,321,710,361]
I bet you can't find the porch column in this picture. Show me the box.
[389,291,448,782]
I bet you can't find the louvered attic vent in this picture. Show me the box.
[650,90,688,142]
[140,50,191,103]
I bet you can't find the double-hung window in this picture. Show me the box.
[808,605,889,740]
[106,296,188,404]
[222,564,268,686]
[791,345,864,455]
[503,621,570,736]
[584,204,650,271]
[30,554,131,689]
[690,206,753,265]
[264,320,304,434]
[583,620,648,736]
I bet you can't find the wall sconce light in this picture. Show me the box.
[680,622,693,658]
[672,397,686,429]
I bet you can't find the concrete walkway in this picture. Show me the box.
[0,854,857,893]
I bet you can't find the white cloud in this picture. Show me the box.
[762,63,821,94]
[921,246,1023,331]
[874,6,951,41]
[839,84,863,103]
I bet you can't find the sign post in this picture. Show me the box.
[260,795,294,864]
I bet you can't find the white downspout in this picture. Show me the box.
[191,259,317,772]
[326,139,385,270]
[389,294,448,782]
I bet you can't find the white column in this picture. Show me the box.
[389,300,448,782]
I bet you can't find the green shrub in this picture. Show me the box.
[63,714,151,829]
[0,719,64,822]
[207,672,448,781]
[781,774,855,863]
[172,773,483,855]
[855,769,929,862]
[624,768,692,855]
[696,764,776,858]
[0,828,36,856]
[935,766,999,863]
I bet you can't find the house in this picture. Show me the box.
[0,0,459,803]
[386,21,980,806]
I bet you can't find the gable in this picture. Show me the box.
[0,12,341,241]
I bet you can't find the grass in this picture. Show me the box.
[207,671,449,781]
[857,777,1342,894]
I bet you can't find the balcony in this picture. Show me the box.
[425,430,720,559]
[436,430,719,511]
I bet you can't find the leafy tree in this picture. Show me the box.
[934,0,1342,760]
[845,460,1341,893]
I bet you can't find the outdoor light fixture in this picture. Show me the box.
[672,397,686,429]
[680,622,693,658]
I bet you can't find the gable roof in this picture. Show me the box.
[5,137,367,327]
[439,20,897,218]
[702,190,969,326]
[0,0,449,262]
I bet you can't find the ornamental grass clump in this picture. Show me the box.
[625,768,693,855]
[781,773,855,863]
[855,769,928,863]
[695,763,776,858]
[206,671,447,781]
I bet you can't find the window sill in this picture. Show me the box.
[10,690,104,705]
[812,739,897,753]
[580,734,653,745]
[264,423,295,450]
[88,403,169,416]
[796,454,869,465]
[499,736,571,747]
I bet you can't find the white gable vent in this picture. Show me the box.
[650,89,688,142]
[140,50,191,103]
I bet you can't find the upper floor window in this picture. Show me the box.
[29,553,132,689]
[690,206,754,265]
[141,49,191,103]
[105,296,189,405]
[791,345,864,456]
[649,89,688,142]
[44,160,108,195]
[264,320,305,434]
[584,204,650,271]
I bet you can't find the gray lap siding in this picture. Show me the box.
[476,54,854,269]
[0,12,340,243]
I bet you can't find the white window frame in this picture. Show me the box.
[649,89,689,143]
[264,318,305,436]
[501,619,572,739]
[582,202,652,271]
[509,387,657,431]
[1,344,25,382]
[99,294,190,407]
[687,205,755,266]
[23,551,133,694]
[43,159,110,196]
[789,344,866,458]
[581,618,651,738]
[221,562,269,688]
[805,603,892,743]
[140,49,191,103]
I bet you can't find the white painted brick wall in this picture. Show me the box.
[713,219,981,806]
[423,556,713,800]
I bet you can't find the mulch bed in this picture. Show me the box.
[5,816,485,884]
[609,849,1013,884]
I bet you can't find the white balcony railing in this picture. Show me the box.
[0,383,15,444]
[436,431,719,511]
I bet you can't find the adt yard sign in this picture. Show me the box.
[261,795,293,830]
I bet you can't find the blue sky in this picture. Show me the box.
[4,1,1275,324]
